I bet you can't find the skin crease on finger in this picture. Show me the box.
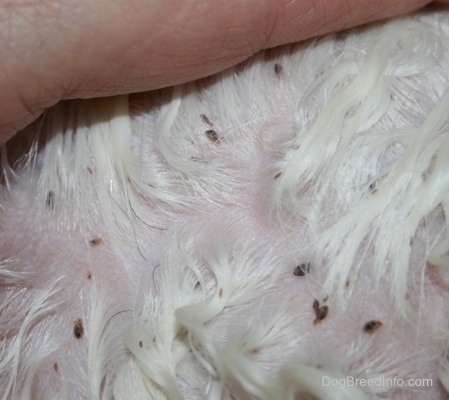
[0,0,438,144]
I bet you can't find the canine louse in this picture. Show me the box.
[46,191,55,209]
[363,320,383,333]
[89,238,102,246]
[205,129,219,143]
[313,299,329,324]
[73,318,84,339]
[293,263,310,276]
[200,113,213,126]
[274,63,283,77]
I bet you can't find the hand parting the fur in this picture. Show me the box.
[0,0,437,143]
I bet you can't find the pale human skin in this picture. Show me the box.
[0,0,446,144]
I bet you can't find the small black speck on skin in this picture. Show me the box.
[46,191,55,209]
[218,288,223,298]
[200,113,213,127]
[87,166,93,174]
[205,129,219,143]
[194,281,201,291]
[274,63,283,77]
[313,299,320,313]
[53,363,59,373]
[274,172,282,180]
[293,263,310,276]
[363,320,383,333]
[73,319,84,339]
[87,271,92,280]
[139,340,143,348]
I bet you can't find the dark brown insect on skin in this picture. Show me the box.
[53,363,59,373]
[89,238,102,246]
[274,172,282,180]
[200,113,213,127]
[219,288,223,298]
[316,305,328,321]
[293,263,310,277]
[345,279,350,289]
[205,129,219,143]
[87,166,93,174]
[139,340,143,348]
[274,63,283,77]
[363,320,383,333]
[194,281,201,291]
[46,191,55,210]
[312,299,329,324]
[87,271,92,280]
[73,318,84,339]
